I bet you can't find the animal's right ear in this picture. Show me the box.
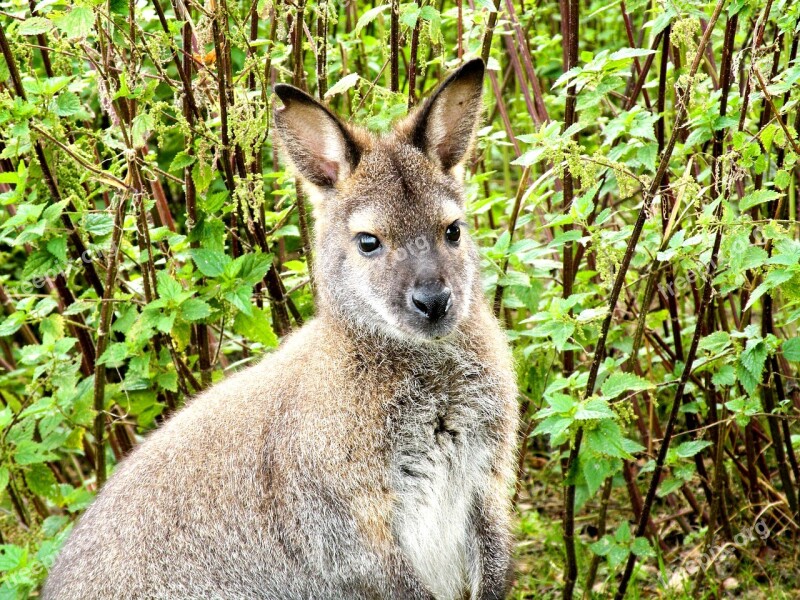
[273,85,361,188]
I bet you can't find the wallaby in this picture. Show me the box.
[43,58,518,600]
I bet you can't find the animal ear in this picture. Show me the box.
[273,85,361,188]
[409,58,485,171]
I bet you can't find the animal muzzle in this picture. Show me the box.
[410,282,453,322]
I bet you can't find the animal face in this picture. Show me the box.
[274,60,485,341]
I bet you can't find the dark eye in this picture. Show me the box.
[357,233,381,255]
[445,222,461,244]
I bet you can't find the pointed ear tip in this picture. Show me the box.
[273,84,308,106]
[457,58,485,80]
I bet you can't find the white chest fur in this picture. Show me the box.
[390,389,494,600]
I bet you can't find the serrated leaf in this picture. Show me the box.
[233,252,273,286]
[574,397,615,420]
[19,17,54,36]
[585,420,630,459]
[0,545,26,571]
[699,331,731,354]
[615,521,631,543]
[14,440,58,465]
[582,456,613,497]
[600,372,654,399]
[83,212,114,236]
[55,91,81,116]
[739,189,781,211]
[712,364,736,387]
[190,248,230,278]
[324,73,360,99]
[169,151,196,172]
[155,271,184,302]
[225,286,254,315]
[590,535,614,556]
[25,464,59,500]
[234,307,278,347]
[532,415,573,444]
[631,537,655,557]
[783,338,800,362]
[354,4,390,36]
[609,48,656,60]
[739,338,768,379]
[656,476,684,498]
[54,6,93,39]
[675,439,712,458]
[180,298,211,321]
[97,342,128,368]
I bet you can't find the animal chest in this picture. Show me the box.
[388,368,499,600]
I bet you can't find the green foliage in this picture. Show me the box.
[0,0,799,597]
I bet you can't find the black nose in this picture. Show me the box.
[411,283,452,322]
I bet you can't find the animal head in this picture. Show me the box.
[274,59,485,341]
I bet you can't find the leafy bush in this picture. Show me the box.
[0,0,798,597]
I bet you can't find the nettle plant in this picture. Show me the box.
[0,0,799,597]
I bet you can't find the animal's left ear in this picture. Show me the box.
[408,58,485,172]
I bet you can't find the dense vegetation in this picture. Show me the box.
[0,0,798,596]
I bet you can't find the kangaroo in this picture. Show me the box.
[43,58,518,600]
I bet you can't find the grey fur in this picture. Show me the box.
[43,58,518,600]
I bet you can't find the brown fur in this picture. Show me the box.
[43,59,518,600]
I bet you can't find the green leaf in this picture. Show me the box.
[631,537,655,558]
[657,476,684,498]
[600,372,654,399]
[46,236,68,264]
[234,307,278,347]
[156,271,184,302]
[25,464,59,500]
[83,212,114,236]
[783,338,800,362]
[97,342,128,368]
[590,535,614,556]
[712,364,736,387]
[581,455,614,497]
[55,91,81,116]
[14,440,58,465]
[614,521,631,543]
[190,248,230,278]
[0,312,26,337]
[233,252,273,286]
[354,4,390,36]
[736,363,760,397]
[0,466,9,492]
[0,545,26,571]
[675,439,712,458]
[19,17,54,36]
[180,298,211,321]
[608,48,655,60]
[739,338,768,379]
[545,392,575,414]
[739,189,781,211]
[169,151,196,172]
[531,320,575,351]
[585,420,630,459]
[532,415,573,444]
[699,331,731,354]
[574,397,615,420]
[131,112,154,148]
[745,268,795,310]
[54,6,94,39]
[225,286,254,315]
[324,73,360,99]
[156,371,178,392]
